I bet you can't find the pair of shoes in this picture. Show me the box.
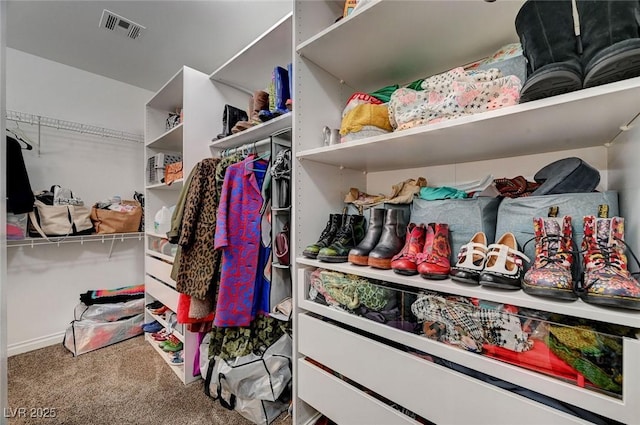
[151,329,170,341]
[451,232,530,290]
[141,321,163,333]
[145,300,163,310]
[303,213,366,263]
[169,351,184,365]
[160,335,183,352]
[150,305,169,315]
[349,208,408,270]
[516,0,640,102]
[391,222,451,279]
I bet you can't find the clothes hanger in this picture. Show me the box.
[7,124,33,151]
[245,143,271,172]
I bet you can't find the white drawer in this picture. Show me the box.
[145,254,175,288]
[298,359,419,425]
[298,314,587,425]
[145,275,179,313]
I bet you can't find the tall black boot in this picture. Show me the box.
[578,0,640,88]
[368,209,407,270]
[348,208,385,266]
[515,0,583,102]
[317,215,366,263]
[303,213,343,259]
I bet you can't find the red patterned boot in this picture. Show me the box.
[391,223,426,276]
[416,223,451,280]
[580,215,640,310]
[522,216,577,300]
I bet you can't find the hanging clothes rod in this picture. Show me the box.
[220,138,272,158]
[5,110,144,144]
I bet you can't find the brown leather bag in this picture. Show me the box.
[90,200,142,234]
[164,161,183,185]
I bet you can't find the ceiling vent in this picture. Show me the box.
[99,9,145,40]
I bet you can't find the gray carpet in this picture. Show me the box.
[8,335,292,425]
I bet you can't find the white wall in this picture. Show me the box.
[1,1,8,420]
[5,48,153,355]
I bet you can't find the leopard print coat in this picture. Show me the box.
[176,158,222,300]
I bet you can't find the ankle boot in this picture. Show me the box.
[302,213,343,259]
[580,215,640,310]
[317,215,366,263]
[417,223,451,280]
[577,0,640,88]
[522,216,577,300]
[349,209,385,266]
[391,223,426,276]
[515,0,583,102]
[368,209,407,269]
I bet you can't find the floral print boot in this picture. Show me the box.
[580,216,640,310]
[416,223,451,280]
[522,216,577,300]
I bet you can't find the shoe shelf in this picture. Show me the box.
[209,13,292,95]
[145,249,174,264]
[296,76,640,173]
[144,333,185,377]
[145,122,183,150]
[145,179,183,191]
[208,112,292,150]
[145,307,184,343]
[296,257,640,328]
[296,1,524,92]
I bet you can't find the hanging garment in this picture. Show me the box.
[214,156,269,327]
[6,136,35,214]
[175,158,222,301]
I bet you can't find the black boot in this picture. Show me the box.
[348,208,385,266]
[317,215,366,263]
[515,0,583,102]
[303,213,343,259]
[578,0,640,88]
[368,209,407,270]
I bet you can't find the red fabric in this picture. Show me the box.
[483,340,590,387]
[177,293,214,324]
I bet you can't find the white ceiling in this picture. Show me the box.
[6,0,293,92]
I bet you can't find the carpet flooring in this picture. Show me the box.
[7,335,292,425]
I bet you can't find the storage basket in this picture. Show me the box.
[146,152,182,185]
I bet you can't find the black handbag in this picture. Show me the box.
[217,105,248,139]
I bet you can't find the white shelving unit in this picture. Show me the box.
[292,1,640,424]
[144,66,220,385]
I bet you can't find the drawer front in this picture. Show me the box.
[145,255,175,288]
[298,359,419,425]
[298,314,586,425]
[145,275,179,313]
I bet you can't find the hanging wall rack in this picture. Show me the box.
[5,110,144,154]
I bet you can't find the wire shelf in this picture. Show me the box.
[7,232,145,248]
[5,110,144,143]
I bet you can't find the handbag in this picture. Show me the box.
[90,200,143,234]
[217,104,248,139]
[274,224,289,266]
[28,199,93,239]
[164,161,183,185]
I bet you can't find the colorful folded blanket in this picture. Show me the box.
[79,283,145,305]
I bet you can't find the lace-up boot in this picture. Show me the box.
[417,223,451,280]
[391,223,426,276]
[580,215,640,310]
[318,215,366,263]
[522,216,577,300]
[303,213,343,259]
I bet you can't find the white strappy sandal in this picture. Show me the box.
[450,232,488,285]
[479,232,530,290]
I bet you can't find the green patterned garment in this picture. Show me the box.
[208,315,291,360]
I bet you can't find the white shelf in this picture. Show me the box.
[209,113,292,149]
[296,76,640,172]
[145,250,175,263]
[209,13,292,94]
[296,257,640,328]
[145,308,184,343]
[145,123,183,150]
[145,179,183,191]
[296,0,524,91]
[146,68,184,111]
[144,333,184,378]
[146,231,169,239]
[7,232,144,247]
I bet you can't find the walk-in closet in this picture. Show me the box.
[3,1,640,425]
